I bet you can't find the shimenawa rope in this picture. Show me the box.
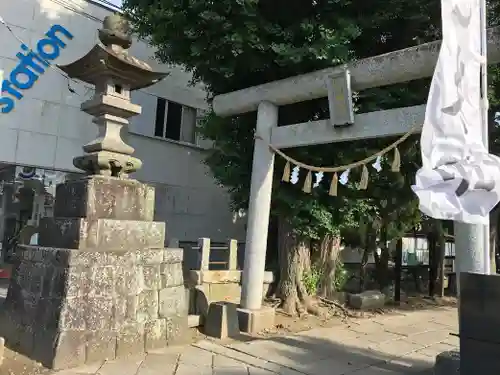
[256,123,420,195]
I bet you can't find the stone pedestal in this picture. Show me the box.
[459,272,500,375]
[0,176,188,369]
[237,307,275,335]
[204,302,240,339]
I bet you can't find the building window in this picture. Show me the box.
[154,98,183,141]
[154,98,167,137]
[165,101,182,141]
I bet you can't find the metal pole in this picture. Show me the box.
[454,223,485,288]
[480,0,491,275]
[454,0,490,296]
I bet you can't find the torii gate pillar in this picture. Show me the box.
[237,101,278,333]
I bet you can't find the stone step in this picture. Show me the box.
[39,218,165,250]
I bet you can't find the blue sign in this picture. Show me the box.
[0,24,74,114]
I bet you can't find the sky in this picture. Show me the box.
[94,0,122,9]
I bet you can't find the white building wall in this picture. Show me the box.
[0,0,246,242]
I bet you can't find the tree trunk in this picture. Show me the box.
[276,219,317,316]
[428,228,437,296]
[317,234,342,299]
[437,223,446,297]
[429,220,446,297]
[427,220,446,297]
[359,229,371,292]
[373,226,390,290]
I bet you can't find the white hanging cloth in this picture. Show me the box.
[412,0,500,224]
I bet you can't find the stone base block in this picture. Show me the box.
[204,302,239,339]
[347,290,385,310]
[237,307,275,335]
[39,218,165,250]
[434,350,460,375]
[54,176,155,221]
[1,245,187,370]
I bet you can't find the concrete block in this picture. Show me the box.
[347,290,385,310]
[434,350,460,375]
[237,306,275,334]
[204,302,240,339]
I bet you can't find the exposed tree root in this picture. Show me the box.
[276,219,321,317]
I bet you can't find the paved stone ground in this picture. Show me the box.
[49,307,458,375]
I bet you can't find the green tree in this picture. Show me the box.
[123,0,500,311]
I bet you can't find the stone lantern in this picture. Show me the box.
[59,14,167,177]
[1,15,187,370]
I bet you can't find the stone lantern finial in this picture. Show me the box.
[99,14,132,52]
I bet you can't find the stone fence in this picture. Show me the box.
[174,238,245,272]
[174,238,273,324]
[178,238,239,272]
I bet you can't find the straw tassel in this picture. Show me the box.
[329,173,338,196]
[282,161,291,182]
[358,165,369,190]
[391,147,401,172]
[302,171,312,193]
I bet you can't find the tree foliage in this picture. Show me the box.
[124,0,500,277]
[123,0,436,242]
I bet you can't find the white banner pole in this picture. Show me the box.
[480,0,491,275]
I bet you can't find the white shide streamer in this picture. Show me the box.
[412,0,500,224]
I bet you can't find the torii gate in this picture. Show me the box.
[212,26,500,333]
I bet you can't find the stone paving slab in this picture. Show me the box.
[50,306,458,375]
